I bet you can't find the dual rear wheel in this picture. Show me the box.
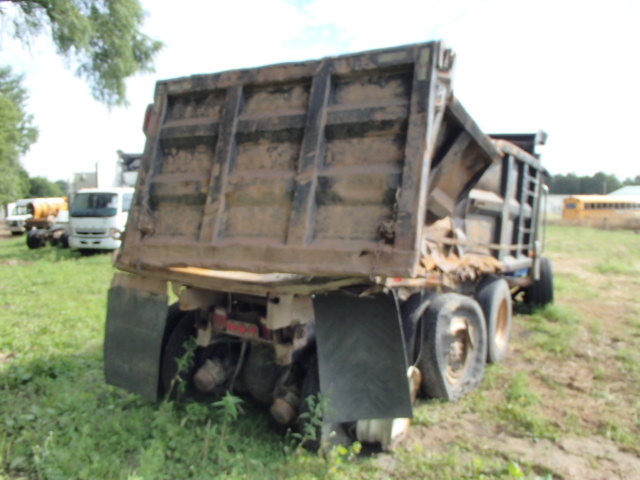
[412,277,513,402]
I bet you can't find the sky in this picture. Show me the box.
[1,0,639,182]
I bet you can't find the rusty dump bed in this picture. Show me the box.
[118,41,547,279]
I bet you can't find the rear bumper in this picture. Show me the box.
[69,235,121,250]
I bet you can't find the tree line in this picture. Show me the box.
[549,172,640,195]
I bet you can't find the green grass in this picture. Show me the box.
[495,372,558,441]
[1,237,544,479]
[523,304,582,356]
[545,225,640,259]
[1,226,639,478]
[546,225,640,277]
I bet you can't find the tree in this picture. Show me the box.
[28,176,66,197]
[0,66,37,205]
[581,172,621,195]
[550,172,624,194]
[1,0,163,107]
[54,179,68,194]
[623,175,640,186]
[550,173,580,194]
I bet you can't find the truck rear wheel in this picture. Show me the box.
[418,293,487,402]
[160,307,236,402]
[160,313,196,398]
[26,230,45,249]
[475,277,512,364]
[160,311,215,401]
[525,257,554,307]
[400,291,436,364]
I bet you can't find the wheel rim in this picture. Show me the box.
[446,316,474,385]
[494,298,509,350]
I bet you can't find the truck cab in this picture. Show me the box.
[69,187,134,251]
[6,199,33,234]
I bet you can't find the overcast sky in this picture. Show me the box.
[2,0,639,182]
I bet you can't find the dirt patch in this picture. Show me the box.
[391,413,640,479]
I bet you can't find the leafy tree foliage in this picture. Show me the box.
[54,179,68,193]
[549,172,631,194]
[0,66,37,205]
[28,176,66,197]
[622,175,640,186]
[2,0,163,107]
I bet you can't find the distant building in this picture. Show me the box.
[609,186,640,196]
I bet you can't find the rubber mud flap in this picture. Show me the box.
[313,292,412,423]
[104,274,168,402]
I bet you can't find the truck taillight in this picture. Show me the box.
[142,104,153,135]
[226,320,259,338]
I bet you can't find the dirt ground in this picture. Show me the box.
[387,251,640,479]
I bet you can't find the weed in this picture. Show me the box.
[483,363,508,389]
[496,372,557,441]
[563,412,591,437]
[616,347,639,379]
[592,259,640,276]
[389,443,548,479]
[524,304,582,355]
[285,393,325,454]
[588,319,603,336]
[210,392,245,466]
[412,401,443,427]
[593,366,605,381]
[553,272,598,299]
[165,337,197,398]
[598,418,639,453]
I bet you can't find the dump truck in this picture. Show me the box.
[105,41,553,449]
[24,197,70,249]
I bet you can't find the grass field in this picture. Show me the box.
[1,226,639,479]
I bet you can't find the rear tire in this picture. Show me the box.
[59,233,69,249]
[418,293,487,401]
[26,230,45,249]
[525,257,554,307]
[475,277,512,363]
[400,291,436,364]
[160,312,203,400]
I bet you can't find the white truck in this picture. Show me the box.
[6,200,33,235]
[68,187,135,251]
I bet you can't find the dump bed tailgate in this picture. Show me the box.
[118,42,501,277]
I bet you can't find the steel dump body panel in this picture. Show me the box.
[118,42,527,278]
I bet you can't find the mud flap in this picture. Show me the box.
[104,274,168,402]
[313,292,412,425]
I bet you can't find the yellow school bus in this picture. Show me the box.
[563,195,640,225]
